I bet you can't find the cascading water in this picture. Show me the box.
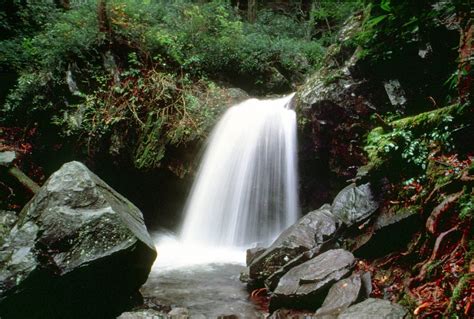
[180,93,299,248]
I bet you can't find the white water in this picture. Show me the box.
[179,93,299,248]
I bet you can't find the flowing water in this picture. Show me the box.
[181,93,299,247]
[147,94,299,317]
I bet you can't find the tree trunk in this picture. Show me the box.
[248,0,257,23]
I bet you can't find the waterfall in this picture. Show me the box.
[180,93,299,248]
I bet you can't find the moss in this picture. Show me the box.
[446,274,473,315]
[398,292,417,310]
[364,103,467,174]
[458,187,473,220]
[390,104,463,133]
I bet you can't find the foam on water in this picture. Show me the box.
[179,94,299,248]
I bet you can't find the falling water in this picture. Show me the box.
[180,93,299,248]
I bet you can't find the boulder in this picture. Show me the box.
[331,183,378,227]
[246,246,266,266]
[354,206,420,258]
[0,161,157,319]
[265,247,320,291]
[269,249,355,311]
[0,211,17,242]
[338,298,410,319]
[249,205,338,284]
[315,273,362,317]
[0,151,16,167]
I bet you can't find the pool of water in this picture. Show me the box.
[140,234,266,318]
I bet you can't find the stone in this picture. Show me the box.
[337,298,410,318]
[249,205,338,284]
[265,246,321,291]
[315,273,362,317]
[117,309,165,319]
[246,246,266,266]
[268,308,316,319]
[355,206,420,258]
[0,211,17,243]
[0,151,16,167]
[168,307,189,318]
[269,249,355,311]
[331,183,378,227]
[383,79,407,107]
[0,161,157,319]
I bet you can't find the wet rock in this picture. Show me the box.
[331,183,378,227]
[354,206,420,258]
[359,272,372,299]
[265,246,321,291]
[269,249,355,311]
[383,79,407,107]
[297,15,384,210]
[117,309,166,319]
[169,307,189,318]
[246,246,266,266]
[0,161,157,319]
[315,273,362,317]
[0,211,17,242]
[0,151,16,167]
[249,205,338,284]
[268,308,316,319]
[338,298,410,319]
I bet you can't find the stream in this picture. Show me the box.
[142,234,266,318]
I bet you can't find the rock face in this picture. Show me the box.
[249,205,338,284]
[296,12,385,211]
[315,273,362,317]
[0,161,157,319]
[331,183,378,227]
[269,249,355,311]
[338,298,410,319]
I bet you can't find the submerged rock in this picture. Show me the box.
[338,298,410,319]
[0,161,157,319]
[269,249,355,311]
[331,183,378,227]
[249,205,338,284]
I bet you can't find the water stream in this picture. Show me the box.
[181,93,299,247]
[147,94,299,317]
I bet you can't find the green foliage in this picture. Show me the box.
[308,0,364,45]
[355,0,455,60]
[458,187,473,220]
[0,0,362,172]
[446,274,473,316]
[365,104,463,175]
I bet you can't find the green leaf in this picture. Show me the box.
[367,14,387,27]
[380,0,392,12]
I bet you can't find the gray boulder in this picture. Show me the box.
[246,246,266,266]
[265,246,320,291]
[0,211,17,243]
[269,249,355,311]
[338,298,410,319]
[249,205,338,284]
[353,206,420,258]
[0,161,157,319]
[331,183,378,227]
[315,273,362,317]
